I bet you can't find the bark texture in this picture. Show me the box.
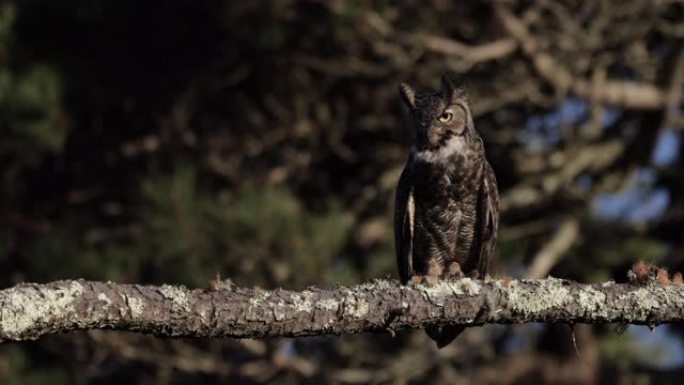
[1,278,683,342]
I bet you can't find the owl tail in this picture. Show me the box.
[425,325,466,348]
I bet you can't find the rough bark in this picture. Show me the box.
[1,278,683,342]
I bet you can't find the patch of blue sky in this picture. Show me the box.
[502,323,545,353]
[625,188,670,223]
[630,325,684,369]
[575,174,593,192]
[593,125,679,223]
[520,97,589,151]
[280,339,297,357]
[601,106,622,127]
[519,99,628,151]
[591,168,670,223]
[651,129,681,167]
[557,97,589,125]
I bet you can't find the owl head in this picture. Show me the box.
[399,74,480,159]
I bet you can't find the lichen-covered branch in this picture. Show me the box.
[1,278,683,342]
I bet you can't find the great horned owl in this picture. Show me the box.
[394,74,499,348]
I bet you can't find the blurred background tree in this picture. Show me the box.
[1,0,683,384]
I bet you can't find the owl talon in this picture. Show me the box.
[423,275,440,286]
[446,262,464,280]
[410,275,423,285]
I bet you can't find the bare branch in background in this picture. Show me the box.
[495,5,671,110]
[407,35,517,63]
[526,218,580,279]
[364,10,517,65]
[663,46,684,129]
[501,140,625,212]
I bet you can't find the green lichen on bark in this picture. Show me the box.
[159,284,190,312]
[577,285,608,318]
[504,277,571,315]
[126,296,145,319]
[2,278,684,342]
[0,281,84,338]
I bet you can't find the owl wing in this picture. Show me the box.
[394,158,415,284]
[476,162,499,278]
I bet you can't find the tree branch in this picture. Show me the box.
[1,278,682,342]
[526,218,580,279]
[495,5,671,110]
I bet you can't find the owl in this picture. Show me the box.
[394,74,499,348]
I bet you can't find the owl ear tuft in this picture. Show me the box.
[440,73,456,98]
[399,83,416,109]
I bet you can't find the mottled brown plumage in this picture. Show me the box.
[395,74,499,348]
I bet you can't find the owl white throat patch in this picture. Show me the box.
[411,136,467,163]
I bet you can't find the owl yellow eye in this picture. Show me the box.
[438,111,453,123]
